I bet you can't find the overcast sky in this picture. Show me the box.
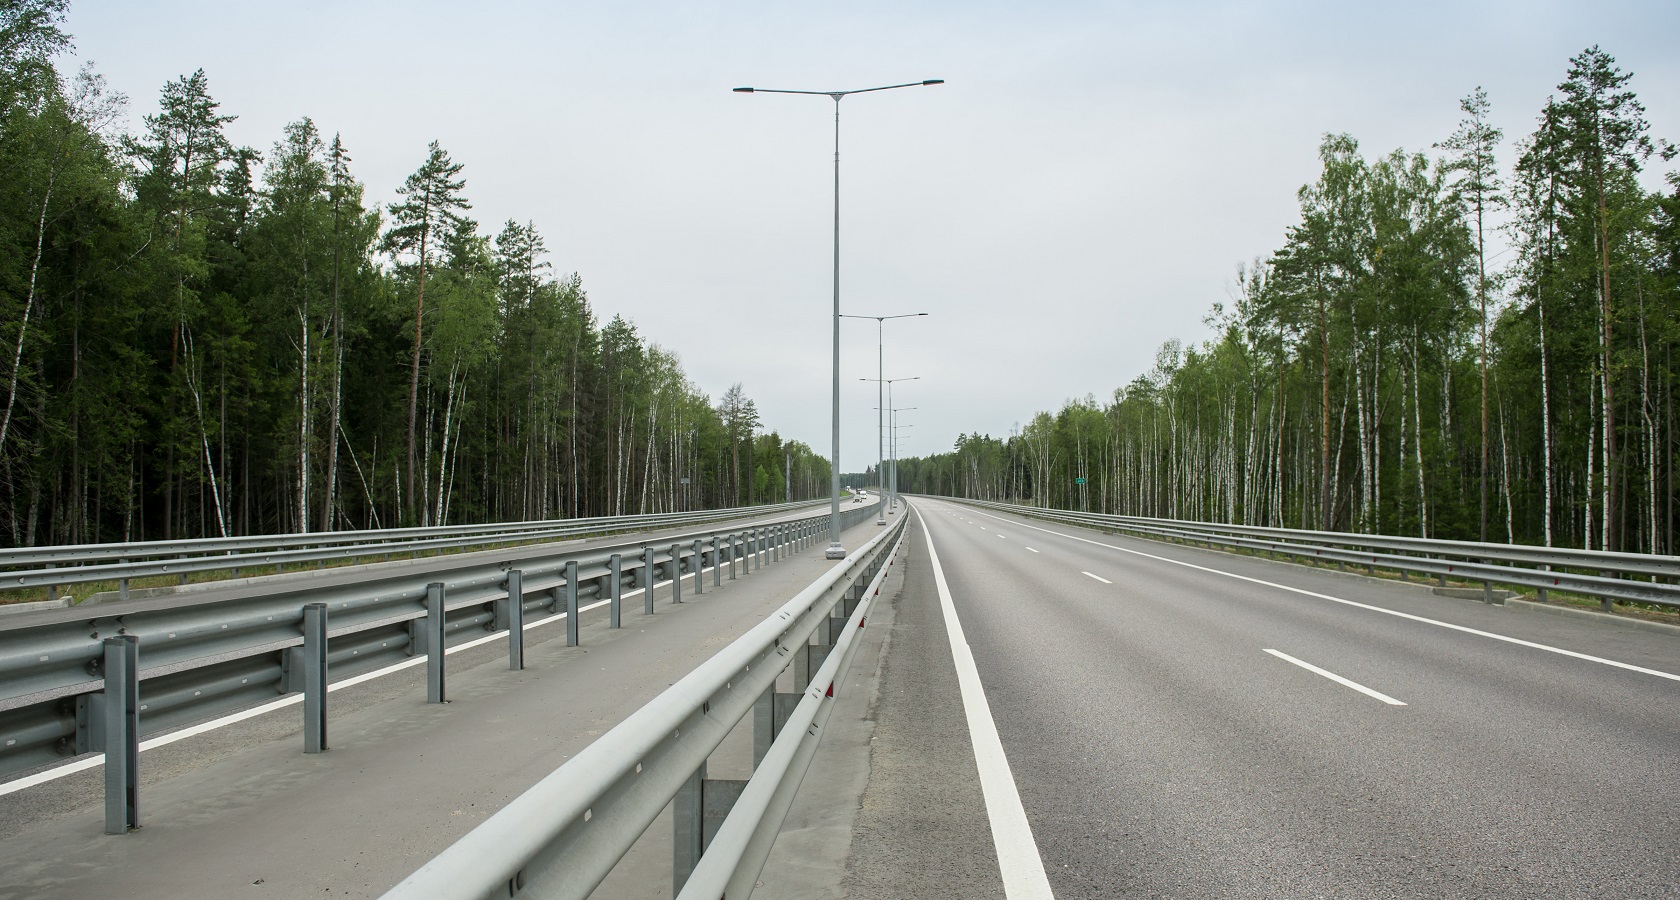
[62,0,1679,473]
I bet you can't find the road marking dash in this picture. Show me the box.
[1024,547,1039,553]
[1081,571,1112,584]
[1264,648,1406,706]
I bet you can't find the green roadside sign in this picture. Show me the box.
[1074,477,1086,484]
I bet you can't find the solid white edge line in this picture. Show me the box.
[919,510,1056,899]
[1081,572,1112,585]
[0,563,725,797]
[1263,648,1407,706]
[962,505,1680,684]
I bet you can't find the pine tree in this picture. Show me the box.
[381,141,469,525]
[1441,87,1504,541]
[1554,47,1653,551]
[127,68,237,538]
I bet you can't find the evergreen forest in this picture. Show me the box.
[0,1,829,546]
[898,48,1680,554]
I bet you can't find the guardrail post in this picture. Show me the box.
[729,534,739,579]
[504,570,525,670]
[692,539,703,595]
[671,544,682,603]
[711,536,721,587]
[102,634,139,834]
[609,554,623,627]
[673,760,748,895]
[565,560,579,647]
[643,546,656,615]
[674,762,706,890]
[303,603,328,753]
[753,686,803,768]
[427,582,447,703]
[1537,565,1548,603]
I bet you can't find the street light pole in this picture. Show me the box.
[735,79,942,559]
[863,376,918,514]
[842,312,926,525]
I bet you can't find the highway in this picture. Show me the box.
[3,495,1677,899]
[845,498,1680,898]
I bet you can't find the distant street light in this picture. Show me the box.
[890,408,918,510]
[845,313,927,524]
[735,79,943,558]
[863,377,918,515]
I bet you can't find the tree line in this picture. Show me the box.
[0,1,828,546]
[899,47,1679,553]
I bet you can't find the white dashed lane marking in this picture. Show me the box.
[1264,648,1407,706]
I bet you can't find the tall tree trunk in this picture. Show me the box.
[405,201,432,526]
[1598,184,1616,551]
[321,190,344,532]
[1317,286,1331,531]
[0,169,57,464]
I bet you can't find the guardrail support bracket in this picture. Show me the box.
[673,760,749,894]
[503,571,525,670]
[102,634,140,834]
[672,544,683,604]
[753,687,803,768]
[303,603,328,752]
[692,539,704,595]
[643,547,656,616]
[427,582,447,703]
[565,561,580,647]
[609,554,622,628]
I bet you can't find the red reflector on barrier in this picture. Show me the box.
[859,617,866,628]
[825,682,834,697]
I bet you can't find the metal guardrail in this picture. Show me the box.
[0,500,883,799]
[945,498,1680,610]
[0,500,827,599]
[382,508,908,900]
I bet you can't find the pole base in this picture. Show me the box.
[824,542,848,560]
[875,515,886,525]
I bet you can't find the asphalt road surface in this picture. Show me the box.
[872,498,1680,899]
